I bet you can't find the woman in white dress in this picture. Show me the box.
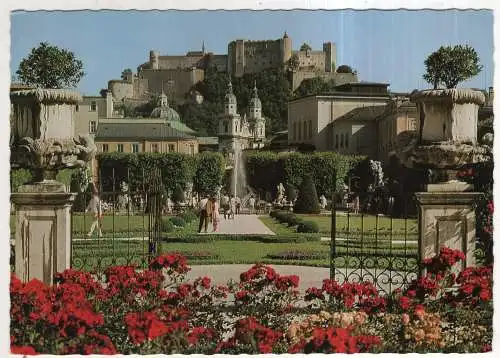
[86,184,103,238]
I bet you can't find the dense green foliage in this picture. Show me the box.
[245,151,365,199]
[97,152,223,196]
[178,66,291,135]
[294,175,321,214]
[192,151,226,196]
[293,77,337,98]
[16,42,84,88]
[423,45,483,89]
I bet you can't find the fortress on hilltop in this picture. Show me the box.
[107,32,358,104]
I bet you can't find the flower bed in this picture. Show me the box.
[10,248,492,354]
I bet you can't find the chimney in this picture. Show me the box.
[106,90,114,118]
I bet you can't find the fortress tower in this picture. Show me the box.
[280,31,292,65]
[322,42,336,72]
[149,50,160,70]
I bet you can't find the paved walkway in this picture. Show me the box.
[186,264,416,293]
[201,214,275,236]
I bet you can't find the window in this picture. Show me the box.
[75,105,79,112]
[340,133,344,148]
[224,121,229,133]
[151,143,159,153]
[293,122,297,141]
[190,144,195,155]
[90,101,97,112]
[235,123,238,133]
[89,120,97,133]
[117,144,124,152]
[102,144,109,152]
[345,133,349,148]
[303,122,307,140]
[132,143,139,153]
[168,144,175,152]
[308,120,312,139]
[298,122,302,140]
[335,134,339,149]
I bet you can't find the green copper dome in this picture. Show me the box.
[150,92,181,121]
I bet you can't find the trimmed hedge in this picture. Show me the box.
[96,152,225,197]
[160,217,175,233]
[297,220,320,233]
[245,151,365,198]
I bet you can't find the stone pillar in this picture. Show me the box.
[415,188,481,275]
[11,182,75,284]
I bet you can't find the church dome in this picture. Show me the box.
[225,81,237,104]
[150,92,181,121]
[249,82,261,108]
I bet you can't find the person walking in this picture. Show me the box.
[198,195,210,233]
[248,195,256,214]
[353,194,360,215]
[86,184,103,238]
[229,195,236,219]
[212,196,220,232]
[222,193,230,219]
[235,196,241,215]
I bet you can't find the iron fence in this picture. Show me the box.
[70,167,164,272]
[329,191,419,294]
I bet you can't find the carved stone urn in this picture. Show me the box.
[10,88,97,190]
[397,88,491,190]
[10,88,96,284]
[396,88,490,272]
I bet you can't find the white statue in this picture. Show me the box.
[320,195,328,210]
[277,183,285,202]
[118,181,131,212]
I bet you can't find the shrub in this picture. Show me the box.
[169,216,186,228]
[286,214,303,227]
[285,183,297,202]
[269,210,278,218]
[294,175,321,214]
[297,220,320,233]
[172,186,186,204]
[181,209,198,223]
[161,217,175,232]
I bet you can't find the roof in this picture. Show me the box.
[335,105,388,122]
[289,91,391,103]
[95,122,196,141]
[198,137,219,145]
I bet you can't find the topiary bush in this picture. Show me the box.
[294,175,321,214]
[169,216,186,228]
[285,183,297,202]
[160,217,175,233]
[286,214,303,227]
[297,220,320,233]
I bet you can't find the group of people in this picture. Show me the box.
[197,195,220,233]
[220,194,243,219]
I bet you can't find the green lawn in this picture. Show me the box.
[72,238,418,273]
[296,214,418,234]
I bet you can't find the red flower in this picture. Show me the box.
[399,296,412,310]
[305,287,325,301]
[11,345,38,355]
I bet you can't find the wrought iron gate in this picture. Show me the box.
[329,190,419,294]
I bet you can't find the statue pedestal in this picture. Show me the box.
[11,181,75,284]
[415,183,481,276]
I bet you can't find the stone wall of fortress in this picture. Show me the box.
[290,71,358,91]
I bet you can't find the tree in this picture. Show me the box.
[336,65,354,74]
[100,88,108,97]
[16,42,84,89]
[294,175,321,214]
[300,43,312,52]
[287,54,300,71]
[423,45,483,89]
[121,68,133,81]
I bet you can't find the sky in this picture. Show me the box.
[10,10,493,96]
